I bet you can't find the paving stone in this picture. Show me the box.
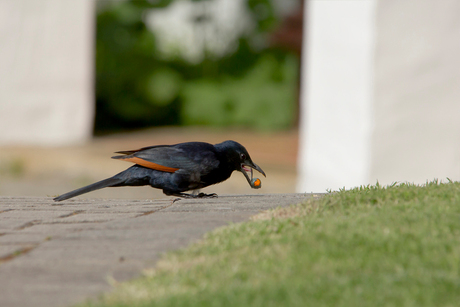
[0,194,315,307]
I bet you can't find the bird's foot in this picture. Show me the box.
[196,192,218,198]
[165,191,218,199]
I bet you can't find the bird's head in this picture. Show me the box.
[216,140,266,188]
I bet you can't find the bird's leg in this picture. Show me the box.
[165,192,195,198]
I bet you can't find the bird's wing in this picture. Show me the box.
[112,144,218,173]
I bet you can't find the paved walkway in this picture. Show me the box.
[0,194,313,307]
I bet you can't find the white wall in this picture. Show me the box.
[370,0,460,185]
[298,0,460,193]
[0,0,94,146]
[297,0,376,193]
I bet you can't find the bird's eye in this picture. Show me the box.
[240,153,246,160]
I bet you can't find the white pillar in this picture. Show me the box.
[0,0,94,146]
[370,0,460,185]
[297,0,376,192]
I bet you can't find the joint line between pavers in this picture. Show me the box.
[135,202,175,217]
[0,244,39,263]
[15,219,42,230]
[58,210,85,218]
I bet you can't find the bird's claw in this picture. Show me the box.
[172,198,182,203]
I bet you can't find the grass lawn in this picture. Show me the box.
[81,181,460,307]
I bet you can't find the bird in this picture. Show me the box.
[53,140,266,201]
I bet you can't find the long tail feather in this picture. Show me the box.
[53,177,123,202]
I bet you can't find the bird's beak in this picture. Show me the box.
[240,162,266,186]
[251,162,266,177]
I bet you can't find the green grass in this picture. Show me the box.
[81,181,460,307]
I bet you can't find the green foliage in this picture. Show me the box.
[145,67,182,106]
[247,0,278,32]
[95,0,298,134]
[0,158,26,177]
[95,1,181,132]
[181,54,298,129]
[79,181,460,307]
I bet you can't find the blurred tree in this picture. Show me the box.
[95,0,180,133]
[95,0,300,134]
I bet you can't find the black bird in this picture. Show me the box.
[53,140,266,201]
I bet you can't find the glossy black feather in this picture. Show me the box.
[112,142,219,173]
[53,140,264,201]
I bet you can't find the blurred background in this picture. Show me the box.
[0,0,302,199]
[1,0,460,199]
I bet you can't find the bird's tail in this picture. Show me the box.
[53,177,123,202]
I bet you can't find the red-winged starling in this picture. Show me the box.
[53,140,266,201]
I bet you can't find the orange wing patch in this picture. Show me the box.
[120,157,179,173]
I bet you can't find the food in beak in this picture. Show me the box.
[251,177,262,189]
[241,165,263,189]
